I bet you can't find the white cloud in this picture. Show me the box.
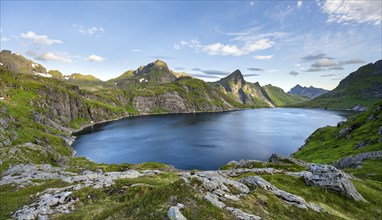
[0,37,9,42]
[20,31,62,45]
[87,54,105,62]
[74,24,104,36]
[311,58,337,68]
[297,1,303,8]
[132,49,141,52]
[254,55,273,60]
[175,38,273,56]
[320,0,382,25]
[31,51,71,63]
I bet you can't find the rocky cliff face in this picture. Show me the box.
[288,84,329,99]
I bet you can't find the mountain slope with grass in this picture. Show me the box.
[300,60,382,110]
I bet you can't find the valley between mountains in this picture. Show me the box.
[0,50,381,220]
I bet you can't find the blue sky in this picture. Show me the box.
[1,0,381,91]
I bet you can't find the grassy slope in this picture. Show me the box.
[262,84,308,107]
[293,101,382,164]
[299,60,382,109]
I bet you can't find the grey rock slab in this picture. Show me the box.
[305,164,365,201]
[239,176,324,212]
[226,207,261,220]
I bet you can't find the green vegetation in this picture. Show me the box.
[298,60,382,109]
[263,84,308,107]
[53,179,227,220]
[0,180,69,219]
[293,101,382,164]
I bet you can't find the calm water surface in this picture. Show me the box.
[73,108,351,170]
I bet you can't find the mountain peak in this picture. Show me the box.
[222,69,244,84]
[153,59,168,67]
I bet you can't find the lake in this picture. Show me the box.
[72,108,351,170]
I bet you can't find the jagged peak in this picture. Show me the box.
[221,69,244,84]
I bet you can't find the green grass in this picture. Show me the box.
[53,179,228,220]
[293,101,382,164]
[0,180,69,219]
[259,174,382,219]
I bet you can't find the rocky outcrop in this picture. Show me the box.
[167,203,187,220]
[239,176,323,212]
[2,163,162,219]
[225,207,261,220]
[13,187,78,220]
[303,164,365,201]
[334,151,382,169]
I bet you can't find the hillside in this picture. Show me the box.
[301,60,382,110]
[213,70,307,107]
[109,60,177,87]
[288,85,329,99]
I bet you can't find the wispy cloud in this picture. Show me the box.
[254,55,273,60]
[73,24,104,36]
[320,0,382,25]
[192,68,202,71]
[191,74,220,79]
[21,31,62,45]
[87,54,105,62]
[301,52,332,62]
[174,67,186,70]
[175,39,273,56]
[304,57,365,72]
[27,50,71,63]
[0,37,9,42]
[201,70,230,76]
[247,68,263,71]
[244,73,260,77]
[289,71,299,76]
[132,49,141,52]
[321,74,337,77]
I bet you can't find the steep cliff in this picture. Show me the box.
[214,70,307,107]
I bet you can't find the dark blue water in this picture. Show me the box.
[72,108,351,170]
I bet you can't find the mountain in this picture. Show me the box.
[0,50,47,75]
[109,60,177,87]
[301,60,382,110]
[263,84,309,106]
[214,70,308,107]
[288,84,329,99]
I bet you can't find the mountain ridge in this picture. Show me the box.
[288,84,329,99]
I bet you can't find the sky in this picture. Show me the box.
[1,0,381,91]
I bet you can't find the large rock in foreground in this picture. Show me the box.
[303,164,365,201]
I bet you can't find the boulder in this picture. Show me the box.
[226,207,261,220]
[334,151,382,169]
[167,203,187,220]
[239,176,323,212]
[304,164,365,201]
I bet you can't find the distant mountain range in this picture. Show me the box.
[288,85,329,99]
